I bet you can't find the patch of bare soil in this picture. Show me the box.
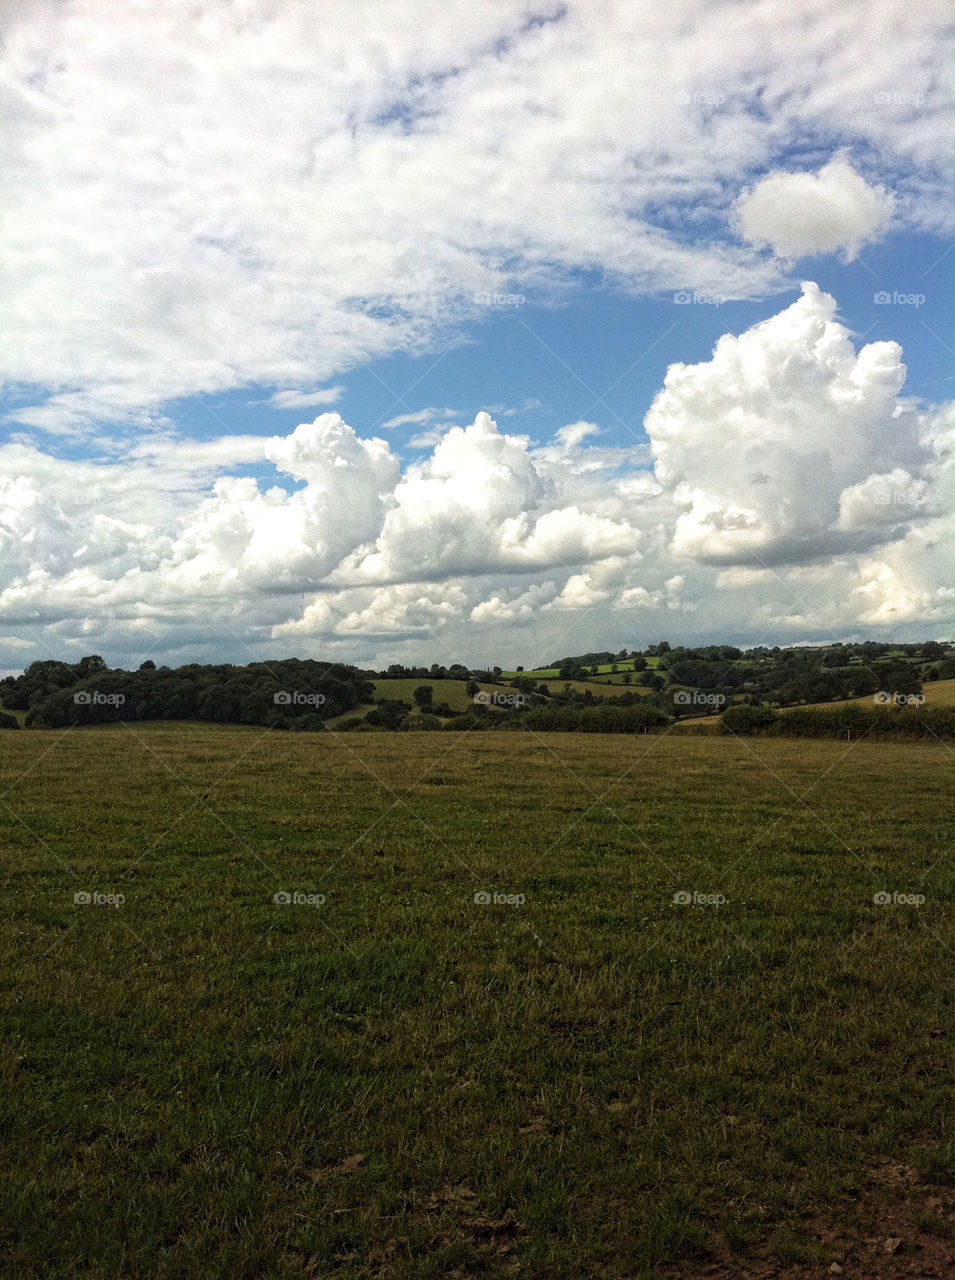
[664,1159,955,1280]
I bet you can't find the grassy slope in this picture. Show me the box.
[501,655,663,680]
[1,727,953,1278]
[371,676,654,706]
[671,677,955,728]
[788,677,955,712]
[370,678,511,712]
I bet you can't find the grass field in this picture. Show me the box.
[373,677,654,705]
[371,679,515,712]
[794,677,955,712]
[535,677,654,699]
[2,726,954,1277]
[501,656,662,680]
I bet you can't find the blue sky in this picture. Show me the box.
[109,225,952,480]
[0,1,952,672]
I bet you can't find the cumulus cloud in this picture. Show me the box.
[163,415,399,593]
[275,582,470,641]
[734,155,895,260]
[332,412,639,584]
[644,282,933,565]
[0,291,952,668]
[470,582,560,625]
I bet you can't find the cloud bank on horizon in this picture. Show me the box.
[0,0,952,668]
[3,284,952,666]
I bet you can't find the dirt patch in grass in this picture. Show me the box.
[665,1157,955,1279]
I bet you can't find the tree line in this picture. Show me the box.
[1,657,373,729]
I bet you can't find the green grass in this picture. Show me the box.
[501,656,662,680]
[541,677,653,698]
[371,678,512,711]
[1,727,953,1278]
[925,678,955,706]
[794,677,955,712]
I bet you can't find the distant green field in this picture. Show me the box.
[370,678,509,712]
[795,677,955,712]
[536,678,654,699]
[502,655,662,679]
[2,727,953,1278]
[322,703,376,727]
[371,676,653,706]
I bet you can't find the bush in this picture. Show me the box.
[720,704,779,735]
[404,712,442,731]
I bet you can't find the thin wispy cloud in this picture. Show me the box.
[266,387,346,410]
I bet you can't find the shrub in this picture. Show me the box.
[720,704,779,735]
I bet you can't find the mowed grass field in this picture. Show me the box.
[2,726,954,1278]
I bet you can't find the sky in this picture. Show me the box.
[0,0,953,674]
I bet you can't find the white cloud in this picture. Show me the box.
[332,411,638,584]
[0,291,952,668]
[380,407,458,430]
[267,387,346,410]
[0,1,950,432]
[470,582,559,624]
[644,282,933,565]
[555,421,601,449]
[275,582,470,640]
[734,155,895,260]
